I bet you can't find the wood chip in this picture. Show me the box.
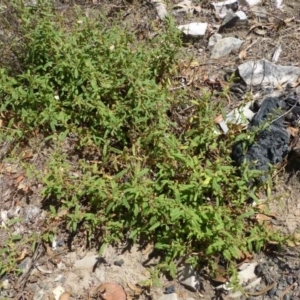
[127,282,143,295]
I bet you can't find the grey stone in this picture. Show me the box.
[208,33,222,50]
[219,10,248,32]
[221,10,240,28]
[33,290,44,300]
[158,293,178,300]
[177,264,201,292]
[211,37,243,59]
[23,205,42,223]
[73,252,98,270]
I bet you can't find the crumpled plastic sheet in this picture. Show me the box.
[232,97,291,179]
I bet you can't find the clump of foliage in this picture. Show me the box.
[0,0,284,280]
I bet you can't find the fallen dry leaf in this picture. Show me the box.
[56,209,69,219]
[59,292,71,300]
[3,164,18,174]
[287,233,300,247]
[16,248,28,262]
[211,265,228,283]
[287,126,299,137]
[239,49,247,60]
[256,213,272,221]
[142,243,153,255]
[190,60,199,68]
[15,174,25,185]
[284,17,294,23]
[127,283,143,295]
[98,282,126,300]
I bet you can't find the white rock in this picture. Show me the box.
[275,0,284,9]
[73,252,98,270]
[208,33,222,50]
[52,286,65,300]
[237,262,258,283]
[177,22,208,36]
[235,10,247,20]
[158,293,178,300]
[216,262,259,296]
[23,205,42,223]
[177,264,201,291]
[212,0,238,19]
[211,37,243,59]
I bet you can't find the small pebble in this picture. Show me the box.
[254,264,263,276]
[283,294,290,300]
[113,259,124,267]
[164,285,175,294]
[287,275,294,285]
[268,285,277,297]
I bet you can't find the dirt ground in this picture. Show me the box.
[2,0,300,299]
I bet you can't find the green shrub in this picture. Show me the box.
[0,0,284,279]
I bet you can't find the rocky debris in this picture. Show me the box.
[238,60,300,87]
[164,285,176,294]
[219,9,248,32]
[114,259,124,266]
[211,37,243,59]
[212,0,239,19]
[216,262,261,298]
[177,264,202,292]
[158,293,178,300]
[97,282,127,300]
[208,33,222,50]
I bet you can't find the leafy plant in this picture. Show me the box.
[0,0,286,282]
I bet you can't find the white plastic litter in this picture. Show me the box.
[225,102,255,126]
[177,22,208,36]
[238,59,300,87]
[272,44,282,63]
